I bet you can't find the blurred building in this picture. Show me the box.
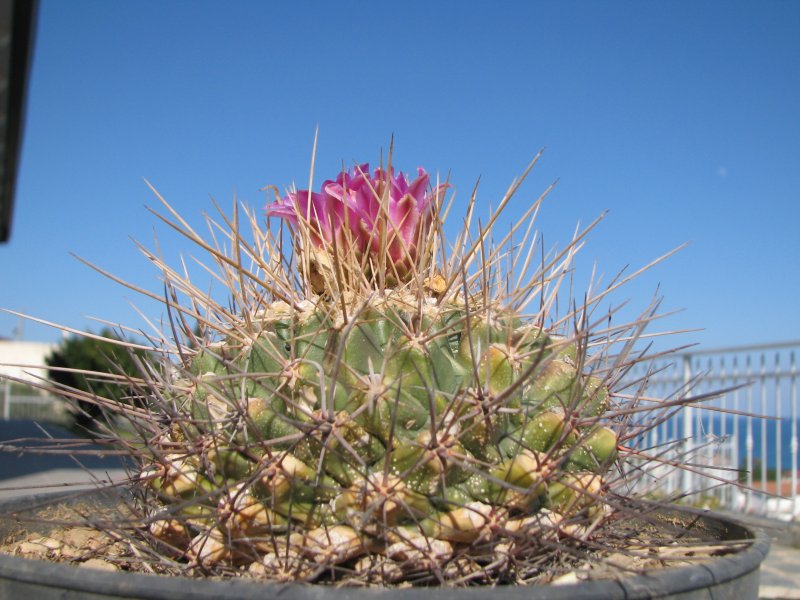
[0,339,54,384]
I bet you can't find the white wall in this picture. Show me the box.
[0,341,57,384]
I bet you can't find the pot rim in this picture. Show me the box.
[0,489,770,600]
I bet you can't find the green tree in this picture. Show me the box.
[46,329,149,429]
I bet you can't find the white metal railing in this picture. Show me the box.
[626,340,800,520]
[4,343,800,517]
[0,378,67,422]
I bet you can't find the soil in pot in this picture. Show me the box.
[0,488,766,590]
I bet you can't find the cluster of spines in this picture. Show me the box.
[143,291,619,578]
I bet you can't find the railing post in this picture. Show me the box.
[791,351,797,508]
[2,377,10,421]
[682,353,694,495]
[745,355,754,512]
[732,356,741,510]
[775,353,783,500]
[760,354,768,493]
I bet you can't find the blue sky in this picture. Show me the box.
[2,0,799,353]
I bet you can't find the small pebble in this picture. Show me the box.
[78,558,119,572]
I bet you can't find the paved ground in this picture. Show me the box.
[0,467,129,499]
[1,420,799,598]
[0,420,125,478]
[733,512,800,599]
[759,544,800,599]
[0,420,128,499]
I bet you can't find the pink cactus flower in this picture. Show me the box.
[267,164,445,281]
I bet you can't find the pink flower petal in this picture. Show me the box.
[265,160,440,282]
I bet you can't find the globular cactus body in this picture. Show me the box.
[148,296,618,575]
[133,159,627,582]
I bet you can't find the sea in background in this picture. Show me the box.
[653,415,799,473]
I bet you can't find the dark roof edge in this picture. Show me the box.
[1,0,38,243]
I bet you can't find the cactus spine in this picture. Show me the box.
[115,155,650,584]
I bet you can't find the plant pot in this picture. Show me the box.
[0,489,769,600]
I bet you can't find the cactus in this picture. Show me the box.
[17,151,689,585]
